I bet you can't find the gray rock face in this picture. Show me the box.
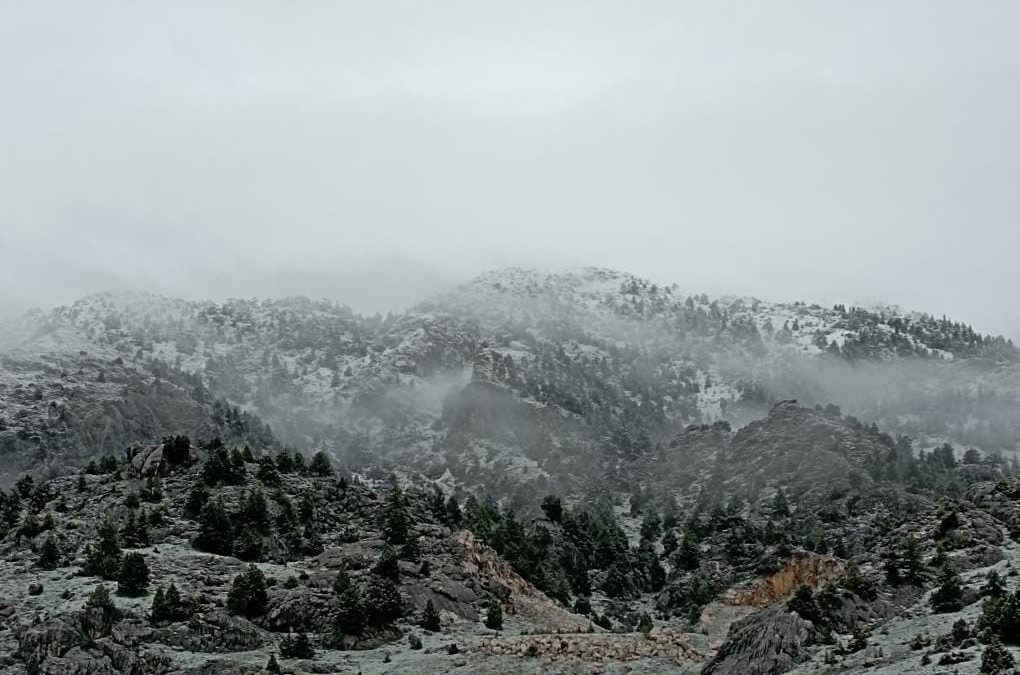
[16,616,172,675]
[151,611,266,653]
[701,607,814,675]
[261,587,334,633]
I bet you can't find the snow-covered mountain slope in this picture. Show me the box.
[0,268,1016,487]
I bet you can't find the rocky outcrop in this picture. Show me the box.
[456,530,589,632]
[16,617,173,675]
[261,587,335,633]
[701,606,813,675]
[151,611,266,653]
[725,555,843,608]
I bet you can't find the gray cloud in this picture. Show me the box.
[1,2,1018,337]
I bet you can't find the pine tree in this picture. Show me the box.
[382,477,410,545]
[227,564,268,618]
[117,552,150,596]
[237,489,271,534]
[373,545,400,581]
[37,534,60,570]
[540,495,563,523]
[445,496,462,527]
[164,583,185,619]
[257,456,282,487]
[194,498,234,555]
[673,536,700,572]
[421,598,441,632]
[266,654,282,674]
[661,530,679,557]
[981,637,1015,674]
[772,488,791,517]
[334,583,364,635]
[280,632,315,659]
[162,435,191,466]
[332,567,352,595]
[364,575,402,626]
[983,570,1007,599]
[639,510,662,541]
[150,586,166,623]
[930,564,964,613]
[183,484,210,519]
[840,562,877,601]
[81,584,119,639]
[84,520,122,580]
[485,599,503,630]
[309,451,332,477]
[120,510,149,548]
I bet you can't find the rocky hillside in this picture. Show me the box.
[2,401,1020,674]
[0,267,1017,492]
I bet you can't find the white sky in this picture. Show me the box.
[1,2,1018,338]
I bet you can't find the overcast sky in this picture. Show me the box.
[2,2,1018,339]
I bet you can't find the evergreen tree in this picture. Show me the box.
[232,525,265,562]
[601,562,639,600]
[334,583,365,635]
[332,567,352,595]
[81,584,119,640]
[540,495,564,523]
[150,583,188,624]
[637,613,654,634]
[485,599,503,630]
[840,562,877,601]
[930,564,964,613]
[981,637,1015,674]
[256,456,282,487]
[382,477,410,545]
[363,574,402,626]
[120,510,149,548]
[162,435,191,466]
[639,510,662,541]
[421,598,441,632]
[788,585,822,625]
[445,496,462,527]
[661,530,679,558]
[280,632,315,659]
[203,447,245,486]
[772,488,791,517]
[37,534,60,570]
[83,520,123,580]
[983,570,1007,599]
[266,654,282,674]
[194,498,234,555]
[673,536,700,572]
[275,449,294,474]
[309,451,332,477]
[572,595,592,615]
[237,489,271,534]
[373,545,401,581]
[227,564,268,618]
[117,552,150,596]
[183,484,210,519]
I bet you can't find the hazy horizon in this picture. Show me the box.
[3,2,1019,339]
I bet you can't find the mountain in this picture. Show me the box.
[1,268,1020,674]
[0,399,1018,675]
[0,267,1016,489]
